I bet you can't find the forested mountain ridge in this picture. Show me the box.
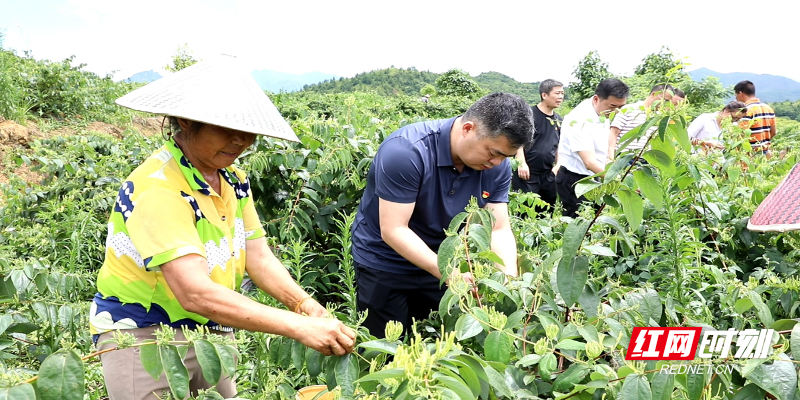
[301,67,438,97]
[301,67,542,103]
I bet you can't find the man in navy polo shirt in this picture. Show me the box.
[351,93,534,338]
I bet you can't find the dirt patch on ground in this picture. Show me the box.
[0,120,31,146]
[131,116,164,137]
[0,116,163,187]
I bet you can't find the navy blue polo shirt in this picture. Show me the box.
[351,117,512,274]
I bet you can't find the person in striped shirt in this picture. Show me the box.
[607,84,674,160]
[734,80,777,155]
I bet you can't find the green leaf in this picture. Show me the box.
[685,369,706,400]
[335,354,359,397]
[476,250,505,266]
[291,338,306,373]
[618,373,652,400]
[583,245,616,257]
[604,154,635,183]
[484,331,512,364]
[515,354,542,367]
[0,384,36,400]
[454,362,482,398]
[771,319,800,331]
[159,345,189,400]
[556,339,586,351]
[214,343,237,378]
[642,150,675,177]
[732,383,767,400]
[743,353,797,400]
[633,169,663,210]
[484,364,511,398]
[791,323,800,354]
[355,368,406,382]
[477,278,512,299]
[0,314,12,336]
[455,355,490,400]
[194,339,221,385]
[557,255,589,306]
[468,223,491,251]
[553,363,589,393]
[438,235,460,281]
[455,314,484,340]
[358,340,398,355]
[539,353,557,381]
[472,307,491,331]
[667,120,691,153]
[747,291,775,327]
[734,298,754,314]
[561,217,591,261]
[575,180,601,199]
[305,348,323,377]
[617,188,643,231]
[649,370,674,400]
[448,212,469,232]
[38,350,84,400]
[433,372,475,400]
[139,342,163,380]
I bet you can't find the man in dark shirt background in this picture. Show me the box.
[513,79,564,215]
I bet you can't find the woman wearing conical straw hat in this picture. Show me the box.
[89,55,355,399]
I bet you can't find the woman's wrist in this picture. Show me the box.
[293,296,313,314]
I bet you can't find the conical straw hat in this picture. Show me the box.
[748,162,800,232]
[116,55,299,142]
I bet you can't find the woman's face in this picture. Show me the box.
[178,120,256,172]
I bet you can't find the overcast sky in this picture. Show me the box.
[2,0,797,84]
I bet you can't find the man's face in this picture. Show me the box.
[671,95,685,106]
[542,87,565,109]
[593,95,627,116]
[459,122,519,171]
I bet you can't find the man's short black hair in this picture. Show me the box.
[539,79,564,99]
[595,78,630,100]
[734,80,756,96]
[463,92,534,148]
[674,88,685,98]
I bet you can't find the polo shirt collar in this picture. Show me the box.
[437,117,459,167]
[745,98,761,106]
[166,138,240,196]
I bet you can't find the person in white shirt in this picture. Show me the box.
[556,78,629,217]
[688,101,747,151]
[607,84,674,159]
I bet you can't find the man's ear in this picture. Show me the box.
[461,120,476,137]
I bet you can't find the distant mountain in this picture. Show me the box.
[688,68,800,102]
[473,72,540,104]
[123,69,337,92]
[125,70,162,83]
[251,70,338,93]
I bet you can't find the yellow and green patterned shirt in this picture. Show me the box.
[90,138,265,335]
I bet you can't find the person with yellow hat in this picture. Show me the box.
[90,55,355,399]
